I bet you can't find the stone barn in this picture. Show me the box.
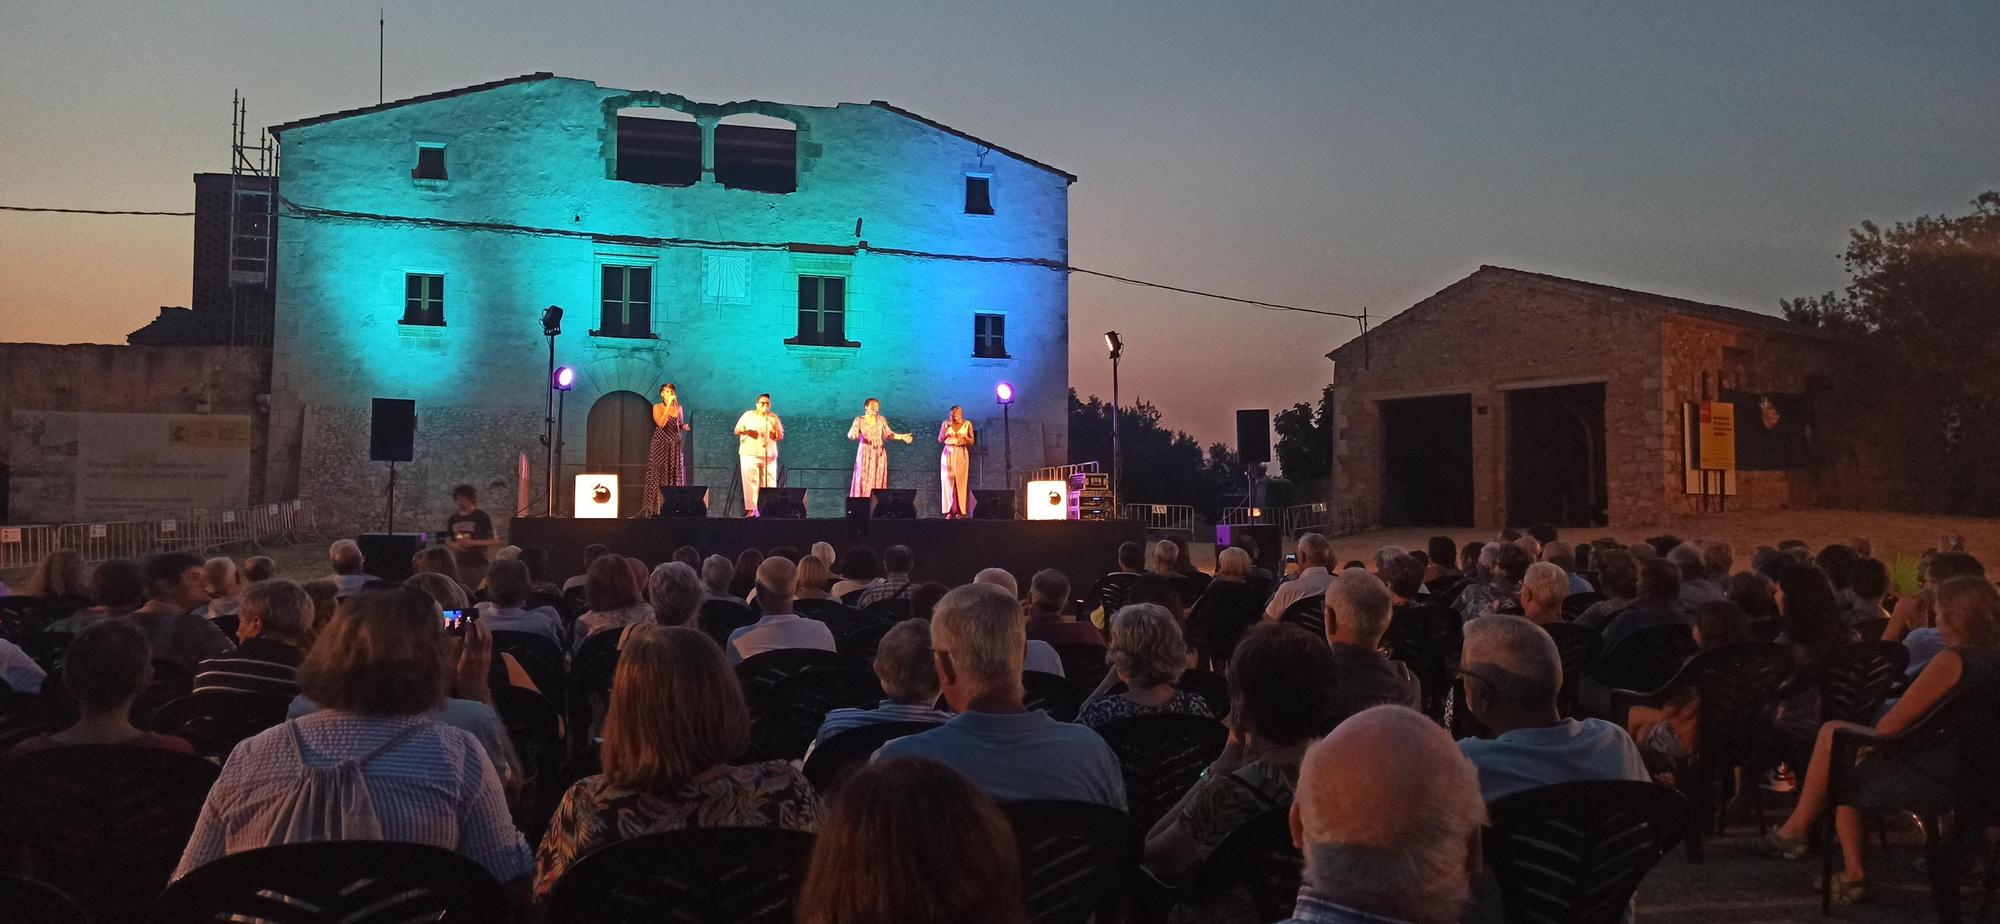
[1326,266,1858,531]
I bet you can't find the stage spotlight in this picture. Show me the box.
[540,305,564,337]
[1104,331,1122,359]
[552,366,576,391]
[996,381,1015,405]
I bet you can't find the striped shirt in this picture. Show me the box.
[174,711,531,883]
[193,638,304,698]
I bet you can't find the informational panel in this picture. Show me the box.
[1697,401,1736,471]
[7,411,251,523]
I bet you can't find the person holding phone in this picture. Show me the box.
[848,398,913,499]
[734,394,784,517]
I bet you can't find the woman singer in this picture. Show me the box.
[938,406,976,518]
[642,383,691,516]
[848,398,913,499]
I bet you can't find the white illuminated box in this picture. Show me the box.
[574,474,620,519]
[1026,480,1068,520]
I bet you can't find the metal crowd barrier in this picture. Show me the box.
[1120,503,1194,531]
[1,500,309,567]
[1218,506,1278,526]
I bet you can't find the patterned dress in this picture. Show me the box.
[939,418,975,515]
[848,414,896,498]
[532,761,824,898]
[641,407,685,517]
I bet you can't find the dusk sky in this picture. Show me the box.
[3,2,1995,450]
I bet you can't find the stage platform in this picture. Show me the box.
[511,516,1149,588]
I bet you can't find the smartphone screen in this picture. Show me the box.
[441,609,469,634]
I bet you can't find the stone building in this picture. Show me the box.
[1326,266,1858,531]
[265,73,1074,533]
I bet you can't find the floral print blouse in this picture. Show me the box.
[532,760,824,899]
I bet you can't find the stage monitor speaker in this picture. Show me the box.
[657,486,709,518]
[971,489,1015,520]
[758,487,808,519]
[1236,409,1271,466]
[845,497,872,536]
[357,532,426,583]
[369,398,416,462]
[871,488,917,520]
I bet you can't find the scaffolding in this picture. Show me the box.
[227,91,277,347]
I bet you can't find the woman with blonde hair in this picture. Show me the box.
[533,626,822,898]
[25,548,90,600]
[797,757,1025,924]
[1186,546,1266,667]
[1075,603,1212,728]
[795,554,836,601]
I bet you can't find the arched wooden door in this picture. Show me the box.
[585,391,653,517]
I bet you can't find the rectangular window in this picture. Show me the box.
[413,145,447,181]
[402,273,444,326]
[792,275,850,346]
[616,114,701,186]
[965,175,993,215]
[598,265,653,338]
[974,313,1008,358]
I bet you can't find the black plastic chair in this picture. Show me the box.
[1278,593,1326,637]
[16,631,71,675]
[1383,603,1463,725]
[1003,800,1139,924]
[1542,622,1603,718]
[1609,641,1791,862]
[1174,808,1302,924]
[835,617,896,662]
[1563,591,1607,621]
[1852,615,1890,642]
[791,597,852,621]
[1485,780,1689,924]
[1185,581,1267,664]
[1093,713,1229,830]
[1820,678,2000,920]
[1050,642,1109,699]
[566,649,619,756]
[0,872,90,924]
[0,744,217,923]
[152,840,509,923]
[860,597,913,622]
[528,590,581,627]
[699,598,758,647]
[1023,670,1082,722]
[490,629,567,699]
[745,668,884,762]
[1579,623,1696,718]
[802,719,943,792]
[734,648,861,699]
[146,689,292,759]
[1817,640,1909,725]
[134,657,196,723]
[546,827,816,924]
[493,684,563,785]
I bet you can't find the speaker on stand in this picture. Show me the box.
[371,398,416,532]
[1235,408,1271,509]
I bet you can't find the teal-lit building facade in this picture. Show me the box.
[265,73,1073,531]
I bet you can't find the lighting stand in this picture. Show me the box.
[543,331,557,515]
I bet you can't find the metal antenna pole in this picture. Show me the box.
[378,10,385,104]
[1110,353,1121,504]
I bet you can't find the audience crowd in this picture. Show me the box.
[0,519,1992,922]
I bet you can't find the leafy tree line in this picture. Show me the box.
[1067,390,1250,517]
[1782,192,2000,514]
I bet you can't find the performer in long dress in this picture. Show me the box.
[938,405,975,518]
[733,393,784,517]
[848,398,914,498]
[642,383,691,516]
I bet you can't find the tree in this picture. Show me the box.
[1273,387,1333,479]
[1782,192,2000,513]
[1068,389,1246,516]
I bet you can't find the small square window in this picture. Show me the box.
[789,275,856,347]
[965,175,993,215]
[413,145,447,181]
[403,274,444,326]
[597,265,653,338]
[974,313,1008,358]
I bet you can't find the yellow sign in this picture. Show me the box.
[167,416,254,449]
[1698,401,1736,471]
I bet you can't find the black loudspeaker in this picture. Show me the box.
[370,398,416,463]
[845,497,872,537]
[758,487,808,519]
[871,488,917,520]
[971,489,1015,520]
[357,532,425,582]
[1236,409,1271,466]
[657,486,709,518]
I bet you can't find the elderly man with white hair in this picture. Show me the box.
[878,583,1125,808]
[973,566,1068,676]
[1325,568,1420,725]
[1282,705,1487,924]
[1456,614,1648,802]
[1517,561,1571,626]
[1265,532,1337,620]
[724,557,835,664]
[324,539,376,597]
